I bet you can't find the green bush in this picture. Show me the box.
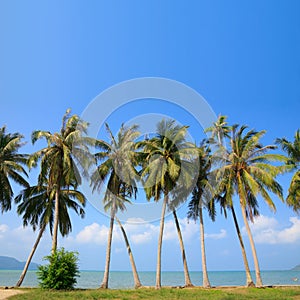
[37,248,80,290]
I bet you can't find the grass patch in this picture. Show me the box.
[9,286,300,300]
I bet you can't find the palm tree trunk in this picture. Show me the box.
[116,217,142,288]
[51,188,60,255]
[172,210,193,287]
[199,204,211,288]
[240,204,263,287]
[155,193,168,289]
[100,209,115,289]
[230,206,254,287]
[16,224,46,287]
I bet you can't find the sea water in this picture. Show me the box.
[0,270,299,288]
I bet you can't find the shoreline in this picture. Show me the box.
[1,270,299,289]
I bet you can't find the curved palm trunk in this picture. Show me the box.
[155,193,168,289]
[172,210,193,287]
[15,224,46,287]
[230,206,254,287]
[100,209,115,289]
[199,204,211,288]
[116,217,142,288]
[240,203,263,287]
[51,188,60,254]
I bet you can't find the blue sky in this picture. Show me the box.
[0,1,300,275]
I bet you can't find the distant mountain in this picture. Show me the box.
[0,256,38,270]
[291,265,300,271]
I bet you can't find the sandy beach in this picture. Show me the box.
[0,288,26,300]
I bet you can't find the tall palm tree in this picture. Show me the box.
[91,123,141,289]
[215,189,255,287]
[168,185,194,287]
[167,153,199,288]
[187,144,213,288]
[115,216,141,288]
[174,212,193,287]
[14,183,85,287]
[141,119,195,289]
[205,115,231,146]
[28,109,90,254]
[214,125,285,287]
[276,129,300,211]
[0,126,28,212]
[206,116,254,287]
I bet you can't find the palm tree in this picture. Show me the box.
[14,183,85,287]
[168,185,194,287]
[115,217,141,288]
[167,155,199,288]
[276,130,300,211]
[187,144,213,288]
[214,125,285,287]
[28,109,90,254]
[91,123,141,289]
[0,126,28,212]
[141,119,194,289]
[205,115,231,146]
[215,189,255,287]
[206,116,254,287]
[171,209,193,287]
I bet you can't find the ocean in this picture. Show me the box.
[1,270,300,289]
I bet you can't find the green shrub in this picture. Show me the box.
[37,248,80,290]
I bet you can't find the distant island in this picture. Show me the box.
[291,265,300,271]
[0,256,38,270]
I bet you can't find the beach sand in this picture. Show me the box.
[0,288,26,300]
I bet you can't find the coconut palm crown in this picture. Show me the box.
[214,124,285,287]
[140,119,196,289]
[0,126,28,213]
[91,123,141,289]
[276,129,300,211]
[28,109,90,253]
[187,143,214,288]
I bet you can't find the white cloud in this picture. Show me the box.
[245,215,300,244]
[72,217,224,247]
[125,217,197,244]
[130,231,154,244]
[205,229,227,240]
[122,218,158,245]
[74,222,122,245]
[182,220,199,241]
[124,220,158,245]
